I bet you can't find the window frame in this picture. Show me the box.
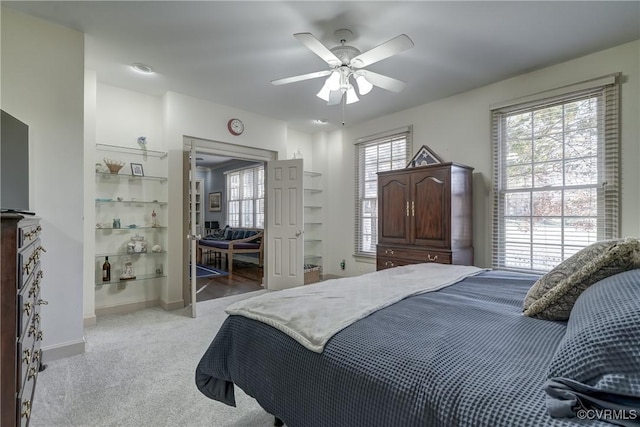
[491,75,620,273]
[225,164,265,228]
[354,127,412,258]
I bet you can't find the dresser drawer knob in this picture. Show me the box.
[385,249,394,255]
[21,400,31,419]
[427,254,439,262]
[24,301,32,316]
[384,261,395,267]
[28,366,37,380]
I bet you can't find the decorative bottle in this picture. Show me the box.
[102,256,111,282]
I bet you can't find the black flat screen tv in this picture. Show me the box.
[1,110,31,213]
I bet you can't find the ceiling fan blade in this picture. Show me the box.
[350,34,414,68]
[327,90,343,105]
[294,33,341,66]
[271,70,332,86]
[359,70,407,93]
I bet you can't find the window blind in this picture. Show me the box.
[225,164,265,228]
[491,75,620,272]
[354,129,412,257]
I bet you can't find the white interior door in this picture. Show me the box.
[188,141,200,317]
[265,158,304,290]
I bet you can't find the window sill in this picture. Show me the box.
[353,254,376,264]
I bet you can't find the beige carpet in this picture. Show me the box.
[31,290,275,427]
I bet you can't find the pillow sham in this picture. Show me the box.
[523,237,640,320]
[545,269,640,420]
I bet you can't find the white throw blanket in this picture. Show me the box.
[226,263,486,352]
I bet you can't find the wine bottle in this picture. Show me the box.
[102,256,111,282]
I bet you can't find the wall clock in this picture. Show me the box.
[227,118,244,136]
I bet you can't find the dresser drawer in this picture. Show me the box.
[377,246,452,264]
[18,282,39,341]
[17,363,37,427]
[19,223,41,250]
[377,256,416,270]
[18,239,42,289]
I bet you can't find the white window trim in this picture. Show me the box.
[491,74,620,272]
[354,127,412,258]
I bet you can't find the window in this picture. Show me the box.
[355,128,412,256]
[492,75,619,272]
[225,164,264,228]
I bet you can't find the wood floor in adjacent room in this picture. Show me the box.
[196,259,264,303]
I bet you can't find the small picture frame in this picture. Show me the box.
[209,192,222,212]
[407,145,443,168]
[131,163,144,177]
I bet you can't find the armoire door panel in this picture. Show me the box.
[378,175,411,244]
[412,169,450,246]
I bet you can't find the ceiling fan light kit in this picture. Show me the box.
[271,29,414,107]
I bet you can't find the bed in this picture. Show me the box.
[195,259,640,427]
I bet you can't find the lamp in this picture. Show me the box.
[317,66,374,105]
[355,74,373,95]
[345,86,359,104]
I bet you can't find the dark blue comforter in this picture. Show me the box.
[196,270,611,426]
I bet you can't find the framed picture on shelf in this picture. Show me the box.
[407,145,443,168]
[131,163,144,176]
[209,192,222,212]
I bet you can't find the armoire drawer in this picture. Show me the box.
[377,246,452,264]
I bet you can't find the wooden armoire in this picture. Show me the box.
[376,162,473,270]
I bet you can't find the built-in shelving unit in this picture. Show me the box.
[190,178,204,237]
[94,144,168,313]
[303,171,323,281]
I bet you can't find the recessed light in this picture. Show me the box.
[314,119,328,124]
[131,63,154,74]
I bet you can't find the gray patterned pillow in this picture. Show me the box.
[545,269,640,418]
[523,237,640,320]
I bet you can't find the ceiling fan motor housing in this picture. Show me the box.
[330,45,361,66]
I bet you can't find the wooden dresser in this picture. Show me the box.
[1,213,46,427]
[376,163,474,270]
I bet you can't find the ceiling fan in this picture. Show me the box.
[271,29,414,105]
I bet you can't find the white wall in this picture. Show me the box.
[85,85,312,316]
[319,40,640,276]
[1,7,85,359]
[163,91,288,307]
[286,128,313,168]
[83,69,97,324]
[95,83,164,149]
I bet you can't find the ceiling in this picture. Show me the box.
[5,1,640,133]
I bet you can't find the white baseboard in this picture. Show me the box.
[83,315,97,327]
[42,339,85,362]
[95,299,160,317]
[160,299,184,311]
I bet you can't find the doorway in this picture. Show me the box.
[182,137,277,308]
